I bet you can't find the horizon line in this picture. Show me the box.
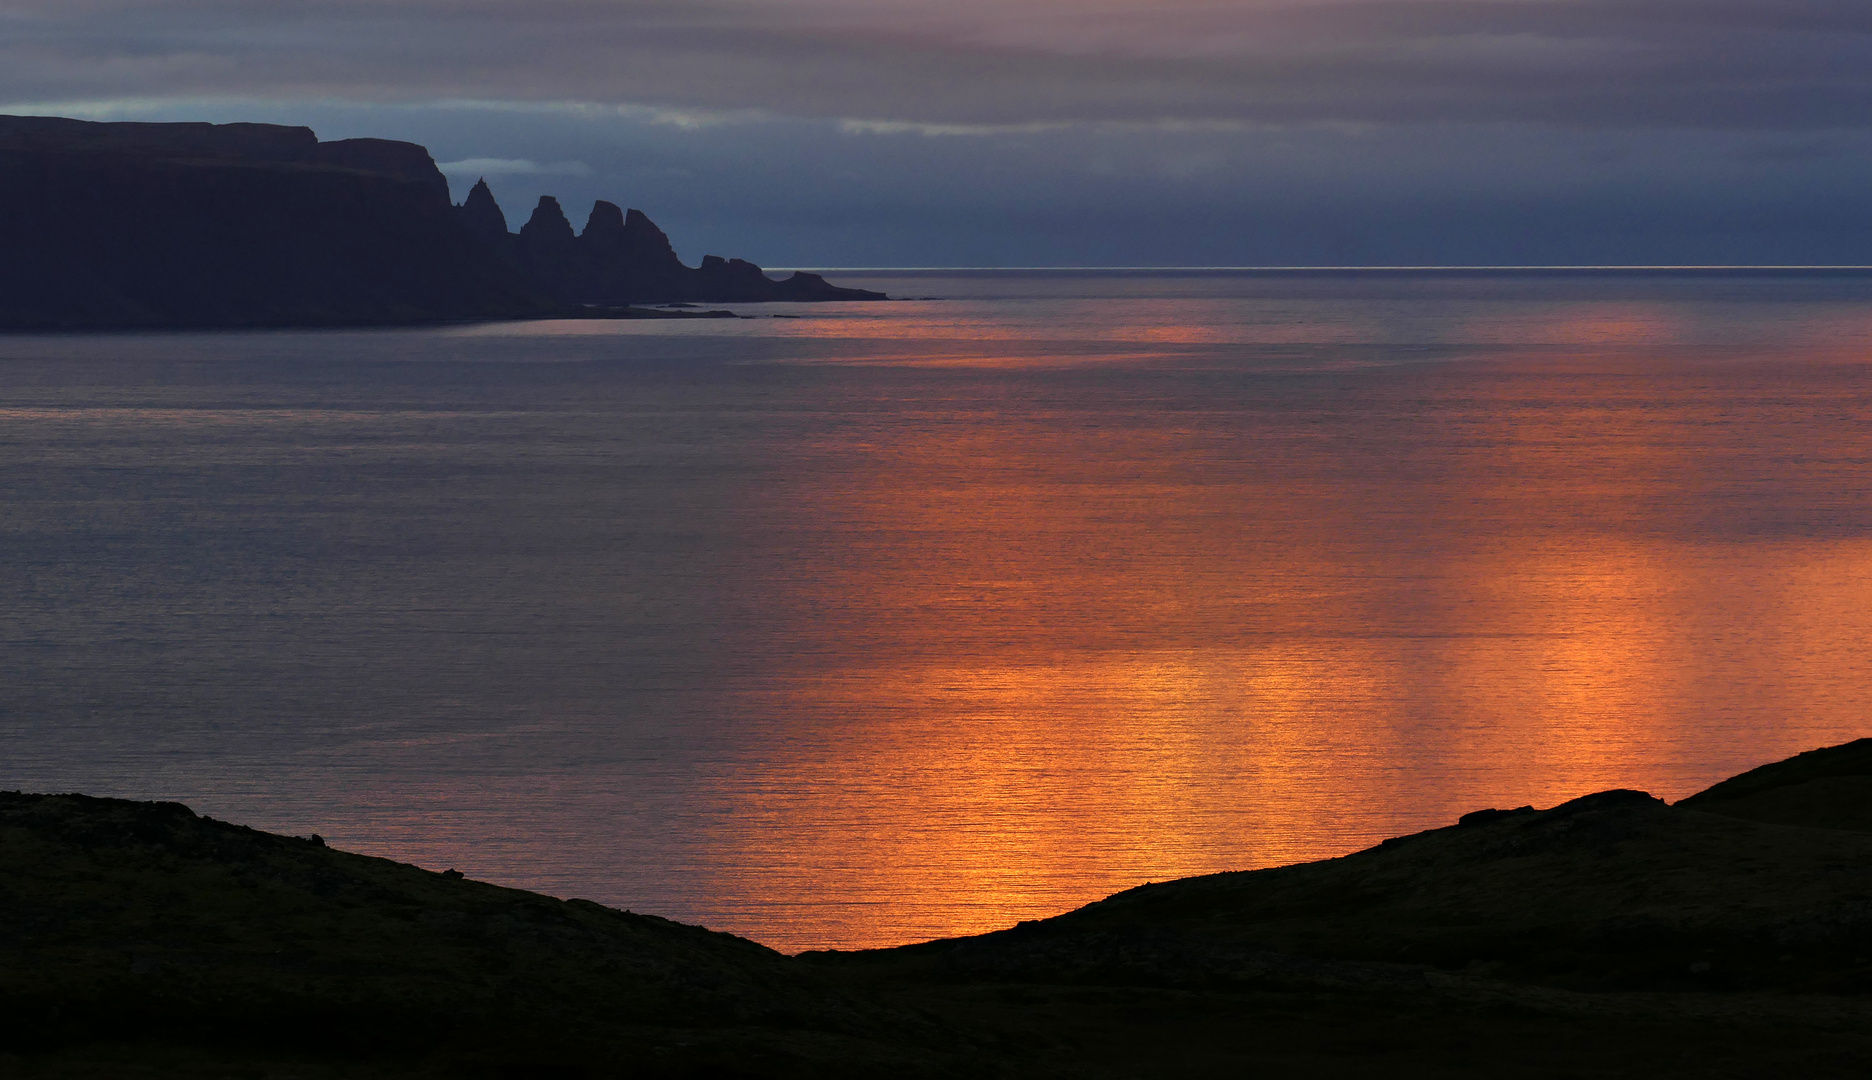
[772,264,1872,273]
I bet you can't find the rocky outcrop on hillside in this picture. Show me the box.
[462,178,886,306]
[0,115,555,330]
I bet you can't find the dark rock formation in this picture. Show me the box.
[516,195,590,302]
[0,115,556,330]
[0,791,958,1076]
[0,113,879,330]
[458,176,512,251]
[822,742,1872,1001]
[584,202,698,303]
[460,185,887,306]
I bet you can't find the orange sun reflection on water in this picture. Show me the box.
[8,287,1872,956]
[678,330,1872,951]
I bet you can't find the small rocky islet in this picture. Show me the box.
[3,739,1870,1077]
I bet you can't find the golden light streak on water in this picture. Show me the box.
[5,273,1872,950]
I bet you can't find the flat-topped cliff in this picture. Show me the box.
[0,116,554,330]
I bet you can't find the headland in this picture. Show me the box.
[0,115,883,331]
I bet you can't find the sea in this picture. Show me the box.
[4,269,1872,952]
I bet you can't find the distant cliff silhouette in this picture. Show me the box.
[459,179,885,305]
[0,115,883,331]
[0,116,554,329]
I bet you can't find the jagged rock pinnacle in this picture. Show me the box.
[583,200,626,237]
[460,178,510,244]
[520,196,576,244]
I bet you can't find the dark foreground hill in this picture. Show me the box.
[459,181,885,307]
[0,795,978,1078]
[5,739,1872,1078]
[0,115,882,330]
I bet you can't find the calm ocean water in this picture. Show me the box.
[4,270,1872,951]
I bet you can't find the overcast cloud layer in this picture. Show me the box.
[6,0,1871,128]
[4,0,1870,264]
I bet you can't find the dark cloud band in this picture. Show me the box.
[3,0,1869,129]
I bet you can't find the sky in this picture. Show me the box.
[4,0,1870,266]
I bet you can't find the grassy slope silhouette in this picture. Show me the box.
[5,739,1871,1077]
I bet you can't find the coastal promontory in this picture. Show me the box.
[0,115,882,331]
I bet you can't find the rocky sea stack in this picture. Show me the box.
[0,115,883,331]
[461,179,883,306]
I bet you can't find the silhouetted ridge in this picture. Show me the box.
[813,736,1872,1002]
[0,115,318,161]
[308,137,453,201]
[0,114,553,329]
[459,189,887,305]
[9,738,1872,1075]
[0,112,881,330]
[1678,736,1872,832]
